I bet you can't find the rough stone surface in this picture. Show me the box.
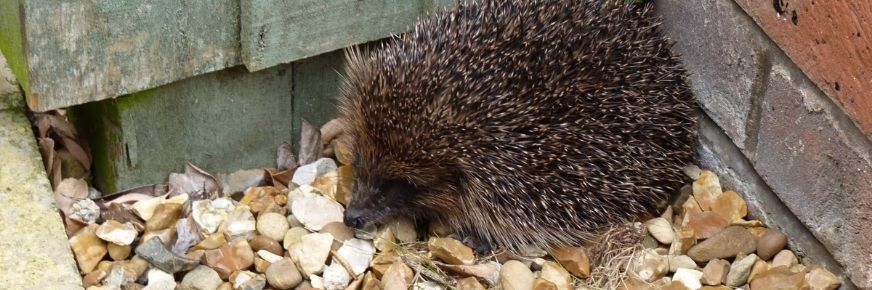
[0,109,83,289]
[656,0,773,150]
[752,61,872,287]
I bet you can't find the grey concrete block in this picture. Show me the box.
[0,110,83,289]
[656,0,773,153]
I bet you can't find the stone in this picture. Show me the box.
[748,260,771,282]
[428,237,475,265]
[322,221,356,250]
[223,169,267,195]
[143,269,176,290]
[457,277,486,290]
[257,212,291,241]
[645,217,675,245]
[241,187,281,215]
[292,158,338,186]
[756,229,788,261]
[686,212,729,240]
[132,195,167,221]
[550,246,591,278]
[711,190,747,222]
[539,262,572,290]
[670,227,697,256]
[337,239,376,275]
[108,243,132,260]
[192,198,236,234]
[287,214,302,227]
[180,265,223,290]
[102,258,149,288]
[70,224,108,273]
[336,165,354,207]
[324,262,353,290]
[97,220,139,246]
[373,225,398,252]
[386,216,417,243]
[669,255,699,273]
[266,258,303,289]
[749,266,807,290]
[232,270,267,290]
[254,257,272,273]
[632,249,669,282]
[680,196,704,227]
[136,237,198,273]
[312,171,339,201]
[146,203,183,231]
[295,232,334,275]
[381,262,414,290]
[257,249,284,263]
[772,250,798,268]
[174,217,204,256]
[362,272,381,290]
[291,193,344,231]
[218,282,234,290]
[142,227,178,247]
[221,205,257,242]
[700,259,729,286]
[692,171,723,211]
[725,254,758,287]
[283,227,310,252]
[83,261,113,287]
[672,268,703,290]
[201,240,255,279]
[250,235,284,256]
[806,267,840,290]
[500,260,534,290]
[70,199,101,224]
[196,233,228,250]
[532,278,557,290]
[687,226,756,262]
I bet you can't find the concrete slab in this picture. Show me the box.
[0,108,83,289]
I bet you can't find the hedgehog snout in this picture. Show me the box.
[344,207,367,229]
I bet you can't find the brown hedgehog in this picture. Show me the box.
[338,0,696,251]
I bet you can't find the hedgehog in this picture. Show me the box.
[338,0,696,252]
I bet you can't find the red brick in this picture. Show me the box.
[735,0,872,139]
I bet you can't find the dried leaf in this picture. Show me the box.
[298,120,322,165]
[96,184,169,208]
[58,135,91,170]
[37,137,56,175]
[277,142,296,170]
[168,163,221,200]
[54,178,88,216]
[265,168,293,190]
[41,113,79,140]
[101,203,145,232]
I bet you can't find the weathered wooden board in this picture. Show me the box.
[240,0,457,71]
[71,63,295,193]
[21,0,242,111]
[734,0,872,138]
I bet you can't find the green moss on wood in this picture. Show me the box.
[0,0,30,97]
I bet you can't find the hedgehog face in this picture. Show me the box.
[344,169,420,229]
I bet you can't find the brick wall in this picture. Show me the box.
[655,0,872,288]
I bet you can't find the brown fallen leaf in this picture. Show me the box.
[298,120,322,166]
[168,163,221,200]
[276,141,297,171]
[265,168,293,190]
[101,203,146,232]
[95,184,169,209]
[54,178,88,216]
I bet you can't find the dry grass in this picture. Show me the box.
[576,223,647,290]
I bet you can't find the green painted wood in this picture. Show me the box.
[240,0,457,71]
[0,0,28,99]
[71,64,294,193]
[22,0,241,111]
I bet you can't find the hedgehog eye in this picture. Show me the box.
[381,179,418,198]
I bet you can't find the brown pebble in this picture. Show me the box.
[550,246,591,278]
[749,266,806,290]
[107,243,131,261]
[532,278,557,290]
[686,212,729,240]
[701,259,730,286]
[687,226,756,262]
[457,277,486,290]
[146,203,182,231]
[251,235,284,256]
[756,229,788,261]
